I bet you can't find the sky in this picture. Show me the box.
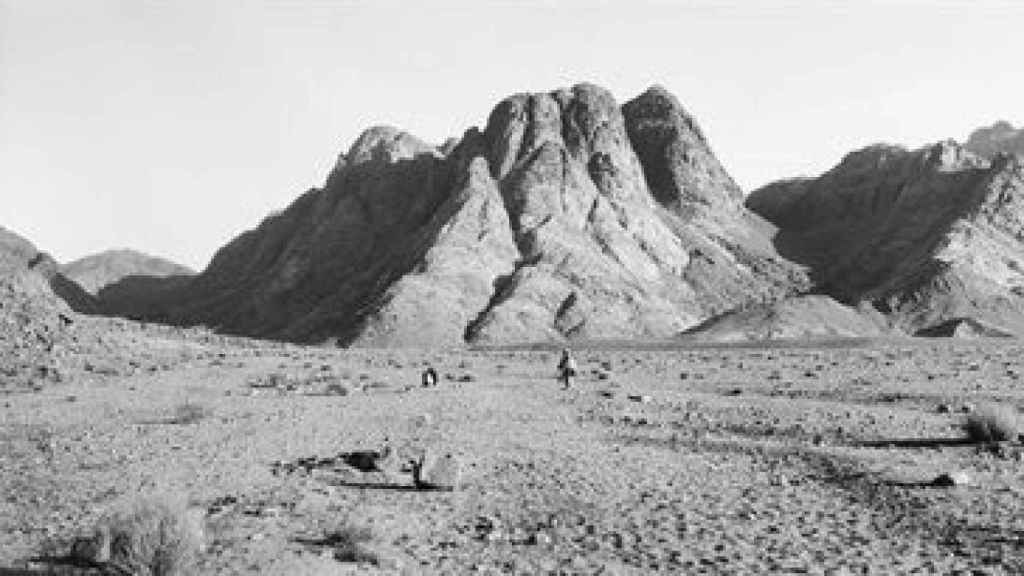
[1,0,1022,271]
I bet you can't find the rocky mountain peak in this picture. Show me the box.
[82,82,807,345]
[924,139,986,172]
[345,125,437,167]
[623,85,743,214]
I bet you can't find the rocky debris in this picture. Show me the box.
[0,231,77,391]
[747,140,1024,336]
[965,120,1024,159]
[246,371,349,396]
[681,294,891,342]
[85,83,807,346]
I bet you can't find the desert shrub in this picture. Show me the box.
[96,495,204,576]
[168,401,209,425]
[321,523,378,564]
[963,403,1020,443]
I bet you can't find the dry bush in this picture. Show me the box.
[321,523,378,564]
[92,494,204,576]
[963,404,1021,443]
[168,401,209,425]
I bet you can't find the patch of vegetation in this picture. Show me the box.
[312,523,379,564]
[78,494,203,576]
[963,403,1020,443]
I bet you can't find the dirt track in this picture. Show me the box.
[3,336,1024,574]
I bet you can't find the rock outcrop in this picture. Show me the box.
[108,83,807,345]
[747,141,1024,336]
[0,226,79,390]
[965,121,1024,159]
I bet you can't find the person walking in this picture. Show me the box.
[557,348,577,390]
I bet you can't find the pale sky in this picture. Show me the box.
[2,1,1021,270]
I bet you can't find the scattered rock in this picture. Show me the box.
[931,471,970,487]
[413,449,464,491]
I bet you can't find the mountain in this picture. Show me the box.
[0,226,80,390]
[965,121,1024,159]
[61,249,193,296]
[746,140,1024,336]
[113,83,808,345]
[681,295,890,342]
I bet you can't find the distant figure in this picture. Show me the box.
[422,367,439,388]
[557,348,577,389]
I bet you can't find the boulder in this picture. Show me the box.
[413,449,464,491]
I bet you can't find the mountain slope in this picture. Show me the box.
[113,83,807,345]
[62,249,193,296]
[0,226,79,390]
[747,141,1024,335]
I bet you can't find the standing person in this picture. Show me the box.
[557,348,577,390]
[421,367,438,388]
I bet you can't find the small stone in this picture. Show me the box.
[530,531,552,546]
[70,526,110,563]
[936,403,951,414]
[931,471,970,487]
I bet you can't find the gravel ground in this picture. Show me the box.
[2,337,1024,574]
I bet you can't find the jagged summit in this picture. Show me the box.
[89,82,805,345]
[623,85,742,214]
[346,125,437,166]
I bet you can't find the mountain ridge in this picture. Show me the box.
[92,82,807,345]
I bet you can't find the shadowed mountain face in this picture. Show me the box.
[106,83,808,345]
[965,121,1024,159]
[746,140,1024,336]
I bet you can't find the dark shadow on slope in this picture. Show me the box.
[858,438,975,449]
[4,555,102,575]
[47,273,99,314]
[326,480,428,492]
[93,273,193,321]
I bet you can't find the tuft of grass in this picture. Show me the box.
[321,524,378,564]
[963,403,1020,443]
[90,494,204,575]
[167,401,210,425]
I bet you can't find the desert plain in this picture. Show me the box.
[2,316,1023,575]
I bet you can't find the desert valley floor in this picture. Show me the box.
[3,319,1024,575]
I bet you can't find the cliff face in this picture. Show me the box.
[747,141,1024,335]
[117,83,806,345]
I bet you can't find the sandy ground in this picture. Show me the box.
[3,333,1024,574]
